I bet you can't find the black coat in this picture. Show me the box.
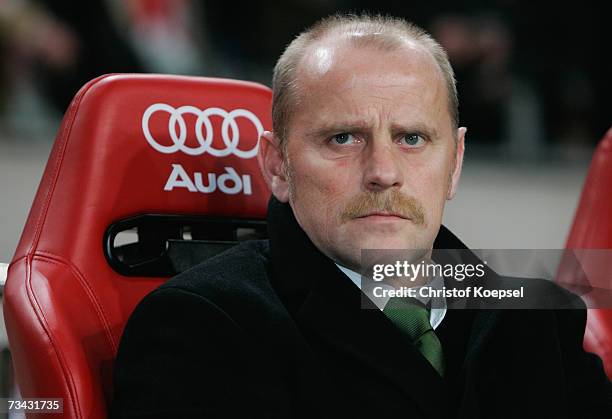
[112,198,612,418]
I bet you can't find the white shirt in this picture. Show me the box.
[335,263,447,330]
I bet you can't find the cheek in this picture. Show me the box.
[291,153,352,200]
[288,164,352,252]
[406,154,453,206]
[289,158,353,228]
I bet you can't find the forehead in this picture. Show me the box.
[299,32,434,75]
[292,37,450,130]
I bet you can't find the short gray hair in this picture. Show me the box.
[272,13,459,151]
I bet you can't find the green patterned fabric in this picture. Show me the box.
[383,297,445,376]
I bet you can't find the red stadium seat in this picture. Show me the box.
[2,74,272,418]
[565,127,612,379]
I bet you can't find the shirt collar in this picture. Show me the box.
[335,263,447,330]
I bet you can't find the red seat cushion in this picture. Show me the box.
[565,127,612,379]
[3,74,272,418]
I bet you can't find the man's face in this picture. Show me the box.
[259,37,466,271]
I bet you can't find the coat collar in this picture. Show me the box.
[266,197,500,417]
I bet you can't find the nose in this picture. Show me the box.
[362,137,404,192]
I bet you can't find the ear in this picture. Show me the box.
[257,131,290,202]
[447,127,466,200]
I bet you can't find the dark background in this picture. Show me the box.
[0,0,609,256]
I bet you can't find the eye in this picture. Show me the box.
[399,133,426,148]
[330,132,359,145]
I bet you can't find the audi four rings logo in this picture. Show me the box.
[142,103,263,158]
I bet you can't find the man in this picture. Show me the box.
[112,14,612,418]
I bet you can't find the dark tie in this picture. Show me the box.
[383,297,445,376]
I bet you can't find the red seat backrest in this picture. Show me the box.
[3,74,272,418]
[565,127,612,378]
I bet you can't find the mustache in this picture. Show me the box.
[340,190,425,225]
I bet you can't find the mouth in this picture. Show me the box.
[356,211,410,220]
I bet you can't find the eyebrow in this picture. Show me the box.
[304,121,440,141]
